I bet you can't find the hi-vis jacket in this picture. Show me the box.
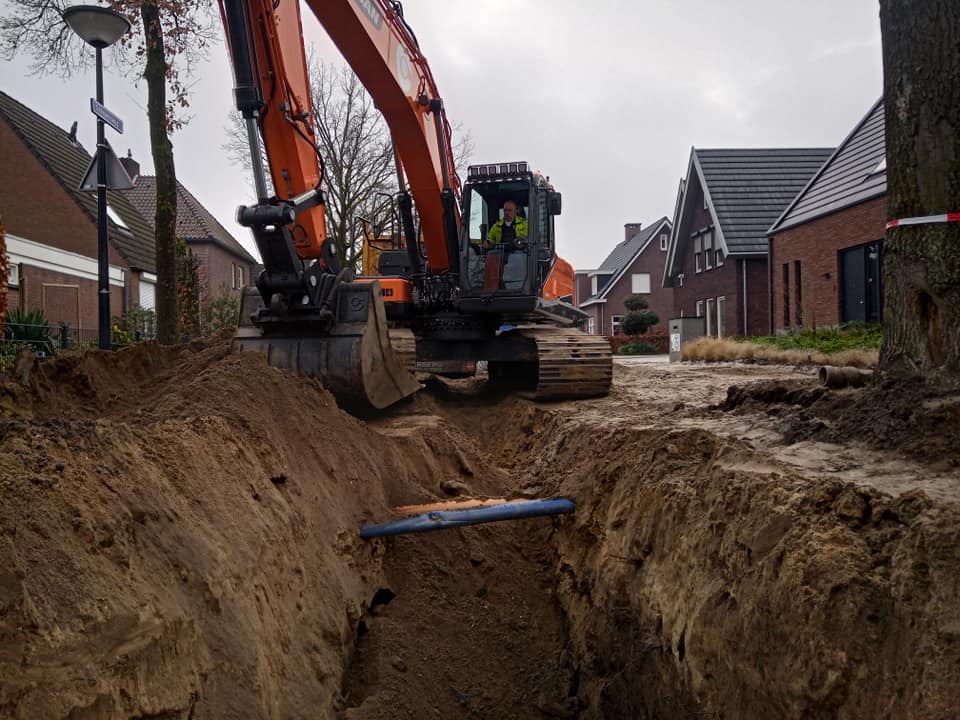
[487,216,528,246]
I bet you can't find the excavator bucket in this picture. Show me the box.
[232,282,421,410]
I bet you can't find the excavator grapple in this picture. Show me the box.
[233,284,421,410]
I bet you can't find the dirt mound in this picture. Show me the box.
[0,341,520,719]
[719,376,960,464]
[3,349,959,719]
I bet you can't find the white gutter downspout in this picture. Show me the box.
[742,259,748,335]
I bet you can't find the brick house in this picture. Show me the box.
[662,147,833,336]
[576,218,672,336]
[767,99,886,331]
[121,155,257,318]
[0,90,156,337]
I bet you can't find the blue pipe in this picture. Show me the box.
[360,498,575,539]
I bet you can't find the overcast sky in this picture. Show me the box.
[2,0,883,270]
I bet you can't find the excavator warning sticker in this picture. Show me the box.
[396,45,415,94]
[354,0,383,29]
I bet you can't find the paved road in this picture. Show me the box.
[613,354,670,365]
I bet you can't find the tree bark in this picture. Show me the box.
[879,0,960,383]
[142,1,178,345]
[0,213,8,336]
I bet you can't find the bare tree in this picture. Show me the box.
[225,57,474,273]
[879,0,960,384]
[1,0,219,345]
[311,58,397,271]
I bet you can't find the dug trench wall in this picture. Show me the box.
[480,401,960,719]
[0,342,496,719]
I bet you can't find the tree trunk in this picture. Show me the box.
[141,1,178,345]
[879,0,960,383]
[0,213,8,337]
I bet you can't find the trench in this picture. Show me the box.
[2,344,959,719]
[338,372,960,720]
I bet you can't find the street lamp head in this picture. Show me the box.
[62,5,131,49]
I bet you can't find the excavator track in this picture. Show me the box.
[490,326,612,400]
[389,328,417,375]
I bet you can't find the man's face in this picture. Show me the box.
[503,202,517,222]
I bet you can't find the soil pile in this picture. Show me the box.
[0,341,532,719]
[2,348,959,719]
[720,375,960,464]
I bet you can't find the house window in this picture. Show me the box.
[8,263,20,288]
[611,315,623,335]
[717,296,726,337]
[782,263,791,327]
[590,275,598,295]
[716,249,724,267]
[794,260,803,326]
[706,298,715,336]
[694,236,703,273]
[704,231,714,270]
[631,273,651,294]
[232,264,244,290]
[703,192,708,211]
[696,300,704,318]
[660,233,668,251]
[587,317,595,335]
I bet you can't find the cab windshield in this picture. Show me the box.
[463,182,531,293]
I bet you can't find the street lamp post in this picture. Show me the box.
[62,5,131,350]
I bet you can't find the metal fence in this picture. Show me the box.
[1,322,156,360]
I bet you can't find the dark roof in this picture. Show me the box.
[0,90,156,272]
[125,176,256,264]
[770,99,885,233]
[664,146,833,285]
[581,217,671,303]
[698,148,834,254]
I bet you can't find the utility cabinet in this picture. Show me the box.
[669,317,706,362]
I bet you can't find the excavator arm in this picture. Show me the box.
[219,0,460,275]
[220,0,468,408]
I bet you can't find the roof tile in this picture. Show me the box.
[0,90,156,272]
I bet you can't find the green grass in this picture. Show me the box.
[749,324,882,354]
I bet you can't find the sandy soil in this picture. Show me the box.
[1,346,958,719]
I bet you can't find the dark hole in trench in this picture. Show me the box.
[369,587,396,613]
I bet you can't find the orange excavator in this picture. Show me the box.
[219,0,612,409]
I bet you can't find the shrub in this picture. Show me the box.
[3,307,54,356]
[203,285,241,336]
[609,328,669,354]
[617,342,657,355]
[120,305,157,340]
[620,294,659,336]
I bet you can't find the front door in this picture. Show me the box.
[840,240,883,324]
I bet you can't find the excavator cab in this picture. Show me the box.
[458,162,562,315]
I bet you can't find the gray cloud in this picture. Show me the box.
[2,0,882,271]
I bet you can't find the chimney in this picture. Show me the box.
[120,149,140,182]
[624,222,642,243]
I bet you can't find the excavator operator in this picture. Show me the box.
[475,200,528,290]
[485,200,528,249]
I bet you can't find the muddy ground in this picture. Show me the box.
[1,344,958,719]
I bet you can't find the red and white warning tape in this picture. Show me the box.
[886,212,960,230]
